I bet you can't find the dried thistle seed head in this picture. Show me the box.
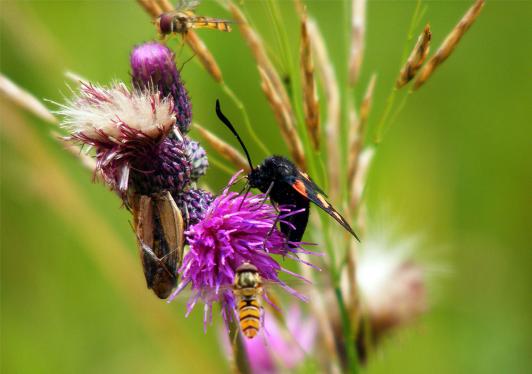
[357,233,428,342]
[131,42,192,133]
[58,82,176,142]
[184,138,209,181]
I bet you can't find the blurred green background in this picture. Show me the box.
[1,0,530,373]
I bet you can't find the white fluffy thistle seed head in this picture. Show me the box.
[356,228,428,336]
[57,82,176,142]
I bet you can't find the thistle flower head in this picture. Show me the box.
[57,82,192,194]
[357,227,428,340]
[171,172,315,329]
[131,42,192,133]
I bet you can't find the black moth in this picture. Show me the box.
[215,99,359,243]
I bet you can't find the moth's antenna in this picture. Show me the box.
[215,99,254,171]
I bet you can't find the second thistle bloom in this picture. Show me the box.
[131,42,192,133]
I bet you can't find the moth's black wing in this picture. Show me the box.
[280,195,310,244]
[289,172,360,241]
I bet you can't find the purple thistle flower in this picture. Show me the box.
[170,172,317,330]
[131,42,192,133]
[56,82,192,196]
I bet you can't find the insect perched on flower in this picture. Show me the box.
[215,100,359,243]
[156,0,231,37]
[133,192,185,299]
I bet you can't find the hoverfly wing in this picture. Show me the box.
[187,16,232,32]
[175,0,201,12]
[289,171,360,241]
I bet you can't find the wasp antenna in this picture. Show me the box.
[215,99,254,171]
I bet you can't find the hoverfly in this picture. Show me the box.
[156,0,232,37]
[233,262,263,339]
[133,192,185,299]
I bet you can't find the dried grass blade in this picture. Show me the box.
[348,0,367,86]
[307,19,341,199]
[396,25,432,88]
[194,124,251,173]
[349,147,374,214]
[0,74,57,124]
[137,0,162,18]
[228,3,293,121]
[414,0,485,90]
[258,67,306,170]
[300,10,321,150]
[348,74,376,186]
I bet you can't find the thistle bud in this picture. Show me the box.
[184,139,209,181]
[131,42,192,133]
[174,188,213,227]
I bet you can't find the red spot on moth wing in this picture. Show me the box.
[292,179,308,197]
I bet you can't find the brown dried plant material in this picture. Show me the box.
[348,0,367,86]
[155,0,173,12]
[414,0,485,90]
[396,25,432,88]
[307,19,340,199]
[300,10,321,150]
[229,3,293,121]
[195,124,252,173]
[348,74,376,186]
[258,68,307,170]
[349,147,374,215]
[133,192,184,299]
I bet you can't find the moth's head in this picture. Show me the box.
[247,164,269,192]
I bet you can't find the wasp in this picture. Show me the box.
[215,100,359,243]
[156,0,232,36]
[133,192,185,299]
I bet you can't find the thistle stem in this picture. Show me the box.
[229,320,252,374]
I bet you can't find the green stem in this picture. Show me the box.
[221,82,271,157]
[334,286,359,373]
[229,320,252,374]
[373,88,397,144]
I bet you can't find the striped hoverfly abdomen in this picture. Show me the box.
[233,262,263,339]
